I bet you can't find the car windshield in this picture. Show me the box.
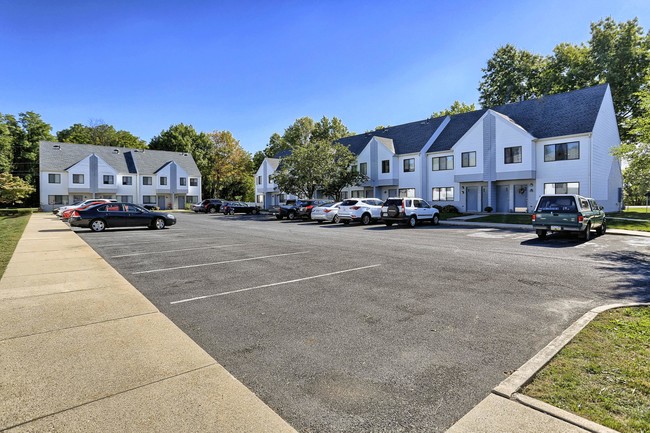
[383,199,402,207]
[536,196,578,212]
[340,200,358,206]
[319,202,334,208]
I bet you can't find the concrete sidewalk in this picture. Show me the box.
[0,213,296,432]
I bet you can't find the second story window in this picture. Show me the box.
[351,165,358,174]
[160,177,167,186]
[72,174,84,184]
[403,158,415,173]
[122,176,132,185]
[381,160,390,173]
[268,175,273,183]
[257,176,262,185]
[461,151,476,168]
[504,146,522,164]
[360,162,368,176]
[432,156,453,171]
[180,177,187,186]
[103,175,114,185]
[544,142,580,162]
[190,177,198,186]
[143,176,152,185]
[48,173,61,184]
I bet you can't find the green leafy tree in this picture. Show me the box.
[205,131,254,200]
[271,140,332,199]
[0,115,13,173]
[431,101,476,118]
[57,121,146,148]
[320,143,369,201]
[252,150,266,171]
[263,116,351,158]
[0,172,35,204]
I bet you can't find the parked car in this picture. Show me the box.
[143,204,159,211]
[68,202,177,232]
[296,199,327,220]
[310,202,342,223]
[55,198,114,216]
[60,201,106,222]
[381,197,440,227]
[192,199,224,213]
[531,194,606,240]
[337,198,384,225]
[270,199,302,220]
[222,201,260,215]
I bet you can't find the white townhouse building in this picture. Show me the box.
[39,142,202,211]
[255,84,623,212]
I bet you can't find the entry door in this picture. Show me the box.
[178,196,185,210]
[157,196,166,210]
[514,184,528,211]
[466,187,479,212]
[496,185,509,212]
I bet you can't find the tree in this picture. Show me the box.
[0,172,35,204]
[262,116,352,158]
[57,121,146,148]
[263,133,286,158]
[320,143,368,201]
[271,140,332,199]
[431,101,476,118]
[0,115,13,173]
[204,131,254,201]
[252,150,266,171]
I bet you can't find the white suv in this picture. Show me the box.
[337,198,384,225]
[381,197,440,228]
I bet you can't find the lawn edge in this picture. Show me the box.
[493,302,650,433]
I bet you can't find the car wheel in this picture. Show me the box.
[361,213,371,225]
[153,217,166,230]
[208,207,216,213]
[536,229,547,240]
[251,209,259,215]
[432,214,440,225]
[385,222,393,227]
[90,219,106,232]
[333,215,340,224]
[408,215,417,228]
[229,209,235,215]
[342,220,350,225]
[581,224,591,241]
[275,215,283,220]
[596,221,606,236]
[288,211,296,220]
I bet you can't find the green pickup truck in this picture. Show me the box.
[532,194,606,240]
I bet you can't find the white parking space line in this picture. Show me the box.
[132,251,310,275]
[111,244,248,258]
[170,264,382,305]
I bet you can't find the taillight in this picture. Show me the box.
[402,200,405,214]
[531,214,536,222]
[351,206,361,210]
[578,215,584,222]
[72,211,80,217]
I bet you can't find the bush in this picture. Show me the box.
[441,205,459,213]
[0,208,34,216]
[432,205,443,212]
[484,206,493,213]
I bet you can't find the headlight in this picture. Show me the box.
[167,214,175,219]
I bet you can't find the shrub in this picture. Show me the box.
[441,205,459,213]
[432,205,443,212]
[484,206,493,213]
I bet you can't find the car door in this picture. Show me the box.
[418,200,434,219]
[369,199,383,218]
[126,204,153,227]
[589,199,604,228]
[101,203,127,228]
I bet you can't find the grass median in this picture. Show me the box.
[521,306,650,433]
[608,208,650,232]
[0,210,32,279]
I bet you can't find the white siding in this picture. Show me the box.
[397,154,420,195]
[533,135,591,202]
[494,116,535,174]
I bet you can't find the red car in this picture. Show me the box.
[61,201,105,222]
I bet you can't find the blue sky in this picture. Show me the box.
[2,0,649,154]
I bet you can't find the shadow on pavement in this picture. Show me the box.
[592,250,650,302]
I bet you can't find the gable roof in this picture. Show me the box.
[39,142,201,176]
[338,116,447,156]
[427,109,487,153]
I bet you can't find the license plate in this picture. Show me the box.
[551,225,562,231]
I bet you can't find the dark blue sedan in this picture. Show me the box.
[68,202,177,232]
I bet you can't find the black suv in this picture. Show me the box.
[192,199,224,213]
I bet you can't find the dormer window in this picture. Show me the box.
[160,176,167,186]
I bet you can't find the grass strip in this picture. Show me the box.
[466,214,532,224]
[0,213,31,279]
[521,307,650,433]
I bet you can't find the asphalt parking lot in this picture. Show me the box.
[75,213,650,432]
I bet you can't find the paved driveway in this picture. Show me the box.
[75,214,650,432]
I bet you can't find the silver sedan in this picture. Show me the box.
[310,202,342,223]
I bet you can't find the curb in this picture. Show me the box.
[493,302,650,433]
[441,220,650,237]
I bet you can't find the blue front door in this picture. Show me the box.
[466,187,479,212]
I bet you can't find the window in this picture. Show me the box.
[268,175,273,184]
[48,174,61,184]
[186,195,198,204]
[180,177,187,186]
[360,162,368,176]
[103,175,114,185]
[351,190,362,198]
[256,194,264,203]
[118,195,133,203]
[256,176,262,185]
[504,146,522,164]
[48,195,68,205]
[72,174,84,184]
[381,160,390,173]
[122,176,132,185]
[544,142,580,162]
[160,177,167,186]
[399,188,415,198]
[190,177,198,186]
[72,195,84,203]
[142,176,152,185]
[142,195,157,204]
[544,182,579,194]
[461,152,476,167]
[432,156,454,171]
[351,165,358,174]
[403,158,415,172]
[432,187,454,201]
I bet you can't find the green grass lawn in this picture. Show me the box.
[467,213,532,224]
[0,212,31,279]
[521,307,650,433]
[607,208,650,232]
[438,212,466,220]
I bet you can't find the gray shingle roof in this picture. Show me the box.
[427,109,487,153]
[339,116,448,156]
[40,142,201,176]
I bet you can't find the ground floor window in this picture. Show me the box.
[398,188,415,198]
[544,182,579,195]
[97,194,114,200]
[143,195,157,204]
[351,190,362,198]
[118,195,133,203]
[256,194,264,203]
[72,195,84,203]
[432,187,454,201]
[48,195,68,205]
[186,195,198,204]
[341,191,349,199]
